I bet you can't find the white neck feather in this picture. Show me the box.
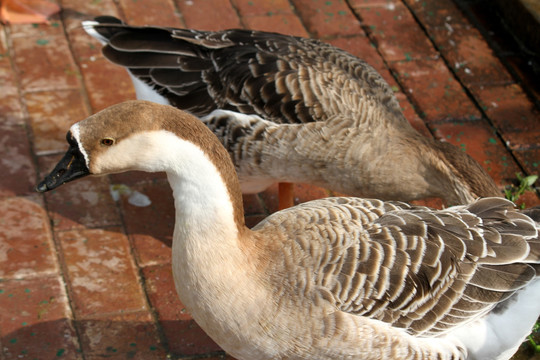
[127,130,239,247]
[123,132,264,351]
[97,130,242,261]
[70,123,90,167]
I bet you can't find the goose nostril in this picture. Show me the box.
[57,169,66,177]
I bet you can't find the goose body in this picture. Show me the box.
[37,101,540,360]
[82,17,500,205]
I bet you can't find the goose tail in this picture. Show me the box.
[82,16,124,45]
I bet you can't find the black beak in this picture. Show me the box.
[36,133,90,192]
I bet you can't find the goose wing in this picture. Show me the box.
[85,17,403,125]
[256,197,539,336]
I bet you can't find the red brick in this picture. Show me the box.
[66,16,133,110]
[60,0,120,31]
[119,0,181,27]
[25,89,90,154]
[430,119,521,188]
[0,56,24,125]
[0,276,81,360]
[12,35,80,92]
[60,11,117,84]
[402,0,470,28]
[505,55,540,106]
[353,2,437,62]
[120,180,175,266]
[58,227,148,318]
[470,83,540,150]
[501,131,540,153]
[513,149,540,175]
[0,89,24,126]
[67,26,108,64]
[38,154,122,230]
[7,18,64,39]
[243,13,309,37]
[79,57,136,112]
[142,264,222,356]
[430,25,512,86]
[0,196,57,279]
[348,0,395,7]
[232,0,294,16]
[290,0,362,38]
[77,311,167,359]
[390,58,481,122]
[0,124,37,197]
[175,0,242,30]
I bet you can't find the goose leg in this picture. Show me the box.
[278,182,295,210]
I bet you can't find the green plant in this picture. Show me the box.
[504,173,538,208]
[527,321,540,352]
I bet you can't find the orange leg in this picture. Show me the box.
[278,182,295,210]
[0,0,60,24]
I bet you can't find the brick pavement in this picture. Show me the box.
[0,0,538,359]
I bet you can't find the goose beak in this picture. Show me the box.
[36,142,90,192]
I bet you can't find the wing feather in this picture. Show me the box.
[256,197,539,336]
[88,20,404,124]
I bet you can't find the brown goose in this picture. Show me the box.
[37,101,540,360]
[82,17,500,207]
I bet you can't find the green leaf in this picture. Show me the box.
[524,175,538,187]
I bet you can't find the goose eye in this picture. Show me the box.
[101,138,115,146]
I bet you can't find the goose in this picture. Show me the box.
[81,16,501,208]
[37,100,540,360]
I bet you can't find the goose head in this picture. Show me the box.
[36,100,243,202]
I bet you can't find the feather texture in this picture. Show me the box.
[83,18,501,205]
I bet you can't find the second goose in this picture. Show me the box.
[83,17,500,206]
